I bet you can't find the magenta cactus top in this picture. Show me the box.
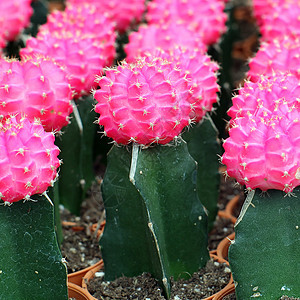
[222,72,300,193]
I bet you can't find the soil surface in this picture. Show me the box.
[88,258,231,300]
[61,168,242,299]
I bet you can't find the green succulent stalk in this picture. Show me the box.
[0,115,68,299]
[100,139,209,299]
[55,95,97,215]
[0,194,68,300]
[182,115,221,231]
[229,189,300,299]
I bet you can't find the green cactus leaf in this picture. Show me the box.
[229,188,300,299]
[183,116,221,231]
[55,95,97,214]
[0,196,68,300]
[100,140,209,299]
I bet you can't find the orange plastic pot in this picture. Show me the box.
[212,282,235,300]
[67,221,105,286]
[89,220,106,240]
[62,221,85,232]
[68,282,93,300]
[216,232,235,262]
[82,254,233,300]
[217,210,237,225]
[224,194,241,221]
[68,260,104,287]
[204,253,233,300]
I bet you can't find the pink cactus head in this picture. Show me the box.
[247,36,300,82]
[65,0,145,33]
[222,72,300,193]
[146,0,227,46]
[0,0,33,43]
[0,115,60,204]
[125,23,207,62]
[145,47,219,122]
[260,1,300,41]
[94,55,196,145]
[0,55,73,132]
[252,0,280,26]
[20,4,116,98]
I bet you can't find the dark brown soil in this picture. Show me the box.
[88,257,231,300]
[61,178,105,273]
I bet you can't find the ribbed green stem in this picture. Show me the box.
[182,116,221,231]
[229,189,300,299]
[100,140,209,299]
[0,195,68,300]
[55,95,97,214]
[50,182,63,246]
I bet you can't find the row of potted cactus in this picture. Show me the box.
[0,0,299,299]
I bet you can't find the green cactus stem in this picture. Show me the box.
[55,95,97,215]
[229,188,300,299]
[100,139,209,299]
[0,194,68,300]
[48,182,63,246]
[182,116,221,231]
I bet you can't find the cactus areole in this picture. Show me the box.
[0,115,60,204]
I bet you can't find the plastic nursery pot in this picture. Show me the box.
[68,260,104,287]
[82,254,233,300]
[67,221,105,286]
[212,282,235,300]
[224,194,241,221]
[68,282,92,300]
[62,221,85,232]
[82,260,104,300]
[206,253,234,300]
[89,220,106,240]
[217,210,237,225]
[216,232,235,262]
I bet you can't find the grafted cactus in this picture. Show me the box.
[0,115,68,300]
[222,72,300,299]
[93,53,221,298]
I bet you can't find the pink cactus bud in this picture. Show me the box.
[252,0,280,26]
[144,47,219,122]
[0,0,32,43]
[125,23,207,63]
[260,1,300,41]
[248,36,300,82]
[146,0,227,46]
[20,4,116,98]
[94,55,196,145]
[0,115,60,203]
[222,72,300,193]
[65,0,145,33]
[0,55,73,132]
